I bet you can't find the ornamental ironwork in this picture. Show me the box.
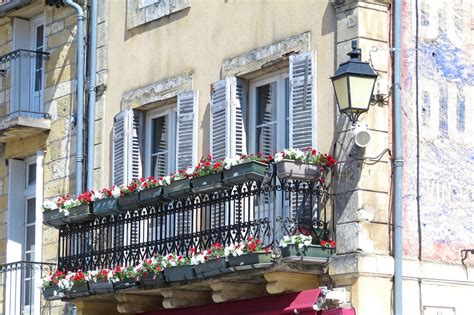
[57,165,331,271]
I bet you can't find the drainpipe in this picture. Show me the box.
[86,0,98,190]
[63,0,85,196]
[393,0,403,314]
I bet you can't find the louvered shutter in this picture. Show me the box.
[175,91,198,235]
[289,52,316,149]
[288,52,316,223]
[112,110,143,186]
[176,91,198,170]
[210,77,247,160]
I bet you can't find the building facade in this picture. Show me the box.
[0,0,471,314]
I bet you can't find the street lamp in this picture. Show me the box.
[331,40,378,124]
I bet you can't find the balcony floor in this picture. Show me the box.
[0,114,50,142]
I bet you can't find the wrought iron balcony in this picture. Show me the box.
[57,166,332,272]
[0,261,55,314]
[0,49,50,141]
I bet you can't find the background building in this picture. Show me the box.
[0,0,471,314]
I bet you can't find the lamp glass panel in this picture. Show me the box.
[348,76,376,110]
[333,76,349,111]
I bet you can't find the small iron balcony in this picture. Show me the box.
[0,261,55,314]
[0,49,50,141]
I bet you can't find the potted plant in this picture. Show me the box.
[192,243,231,278]
[42,198,68,227]
[279,234,336,262]
[162,253,196,282]
[93,186,121,216]
[87,268,115,294]
[163,170,194,200]
[191,155,229,194]
[139,176,165,206]
[62,192,95,224]
[117,180,141,212]
[136,257,165,286]
[223,153,271,185]
[112,265,139,291]
[274,148,336,182]
[225,237,273,269]
[42,270,66,300]
[62,271,90,299]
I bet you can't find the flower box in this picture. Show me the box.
[280,244,335,263]
[163,179,193,200]
[43,209,67,227]
[275,160,320,181]
[117,193,140,212]
[223,161,268,185]
[193,257,231,278]
[93,197,120,216]
[227,252,272,268]
[191,173,229,194]
[140,273,165,286]
[43,285,65,301]
[62,204,94,224]
[163,265,196,282]
[89,280,114,294]
[66,283,90,298]
[139,186,164,206]
[114,277,139,291]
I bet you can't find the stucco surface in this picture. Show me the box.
[402,0,474,262]
[105,0,337,185]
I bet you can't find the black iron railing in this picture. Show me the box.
[0,49,50,121]
[58,165,331,271]
[0,261,55,315]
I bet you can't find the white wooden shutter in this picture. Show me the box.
[210,77,247,160]
[289,51,316,149]
[176,91,198,170]
[112,110,142,186]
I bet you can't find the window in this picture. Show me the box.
[23,159,36,311]
[145,107,177,177]
[10,16,45,116]
[249,71,290,155]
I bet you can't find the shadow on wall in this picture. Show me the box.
[333,116,363,228]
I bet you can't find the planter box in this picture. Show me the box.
[163,179,193,200]
[140,273,165,286]
[139,186,164,206]
[117,193,140,212]
[223,161,268,185]
[227,252,272,268]
[93,197,119,216]
[63,204,94,224]
[275,160,320,182]
[43,285,65,301]
[280,244,335,263]
[89,280,114,294]
[163,265,196,282]
[193,257,231,278]
[66,283,90,298]
[192,173,229,194]
[43,209,67,227]
[114,277,139,291]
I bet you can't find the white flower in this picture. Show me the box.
[279,240,288,248]
[59,208,70,216]
[223,157,237,170]
[91,190,104,201]
[303,240,311,247]
[162,176,171,186]
[298,243,304,249]
[111,186,121,198]
[274,152,284,163]
[43,200,58,211]
[185,167,195,176]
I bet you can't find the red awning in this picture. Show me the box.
[143,288,322,315]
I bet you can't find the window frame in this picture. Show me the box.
[29,15,45,114]
[144,105,177,178]
[248,70,289,155]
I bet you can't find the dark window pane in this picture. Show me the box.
[26,226,35,252]
[26,198,36,224]
[27,163,36,186]
[36,25,44,49]
[152,116,167,154]
[256,83,276,156]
